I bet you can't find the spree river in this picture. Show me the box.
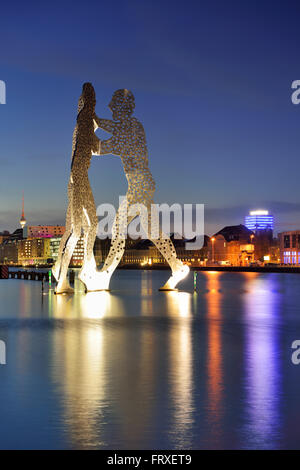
[0,270,299,449]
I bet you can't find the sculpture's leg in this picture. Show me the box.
[140,200,189,290]
[52,205,72,281]
[97,201,136,290]
[78,206,99,291]
[97,210,126,290]
[55,230,80,294]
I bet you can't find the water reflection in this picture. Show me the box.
[51,315,105,449]
[49,284,124,319]
[206,272,223,440]
[141,271,153,315]
[1,271,295,449]
[49,289,126,447]
[243,274,282,449]
[166,292,193,447]
[19,282,31,317]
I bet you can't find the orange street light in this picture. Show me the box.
[211,237,216,263]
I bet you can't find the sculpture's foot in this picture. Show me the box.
[79,268,111,292]
[55,278,74,295]
[78,267,98,291]
[96,270,112,291]
[159,265,190,291]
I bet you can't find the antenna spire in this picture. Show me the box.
[20,191,27,229]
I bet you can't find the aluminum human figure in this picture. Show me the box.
[94,89,189,290]
[52,83,101,293]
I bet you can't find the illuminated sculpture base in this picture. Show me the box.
[159,265,190,291]
[78,268,111,292]
[54,278,74,295]
[54,264,189,293]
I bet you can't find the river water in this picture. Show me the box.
[0,270,299,449]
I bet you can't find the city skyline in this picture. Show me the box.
[1,1,300,235]
[0,194,294,238]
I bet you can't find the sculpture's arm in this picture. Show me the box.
[93,116,119,156]
[93,115,115,133]
[91,136,116,156]
[99,138,116,155]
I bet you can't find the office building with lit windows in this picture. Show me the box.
[24,225,65,239]
[278,230,300,264]
[50,236,85,266]
[245,210,274,233]
[18,238,51,265]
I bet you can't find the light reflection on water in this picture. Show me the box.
[243,274,282,449]
[0,270,299,449]
[166,292,193,448]
[206,272,223,444]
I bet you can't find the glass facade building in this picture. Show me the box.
[279,231,300,264]
[245,210,274,232]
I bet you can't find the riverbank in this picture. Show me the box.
[5,264,300,274]
[118,264,300,274]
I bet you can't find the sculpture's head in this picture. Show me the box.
[109,89,135,120]
[78,82,96,115]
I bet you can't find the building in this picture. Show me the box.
[24,225,65,239]
[0,229,24,265]
[122,236,209,266]
[16,224,66,265]
[49,236,85,266]
[0,231,10,244]
[244,210,275,261]
[0,239,19,264]
[18,238,51,266]
[245,210,274,234]
[208,225,255,266]
[278,230,300,264]
[94,237,109,264]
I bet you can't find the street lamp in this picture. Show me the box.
[250,234,255,263]
[211,237,215,264]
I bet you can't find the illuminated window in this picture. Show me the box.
[284,251,290,264]
[284,235,290,249]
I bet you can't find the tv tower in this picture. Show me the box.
[20,192,27,229]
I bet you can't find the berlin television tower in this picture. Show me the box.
[20,192,27,229]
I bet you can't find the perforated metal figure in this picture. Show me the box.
[94,89,189,290]
[52,83,101,294]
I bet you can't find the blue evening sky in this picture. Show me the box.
[1,0,300,235]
